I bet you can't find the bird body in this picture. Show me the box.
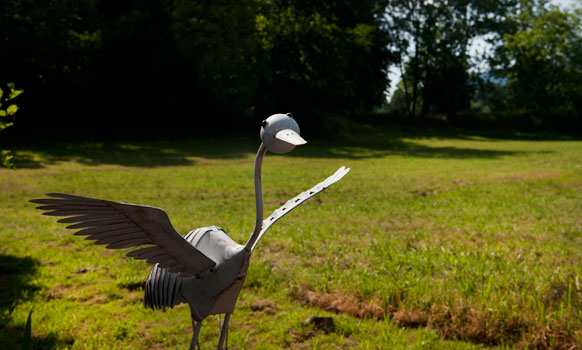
[144,226,248,321]
[31,113,350,349]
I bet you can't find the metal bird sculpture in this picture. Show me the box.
[31,113,350,349]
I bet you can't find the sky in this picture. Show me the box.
[553,0,577,8]
[385,0,579,100]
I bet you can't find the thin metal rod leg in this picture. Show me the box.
[217,313,231,350]
[190,320,202,350]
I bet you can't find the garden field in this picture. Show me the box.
[1,128,582,349]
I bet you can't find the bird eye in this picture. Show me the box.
[261,120,268,127]
[286,113,293,118]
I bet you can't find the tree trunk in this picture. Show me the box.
[411,24,420,120]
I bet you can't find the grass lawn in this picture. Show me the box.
[1,127,582,349]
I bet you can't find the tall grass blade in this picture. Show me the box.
[21,308,32,350]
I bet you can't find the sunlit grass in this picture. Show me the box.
[1,128,581,349]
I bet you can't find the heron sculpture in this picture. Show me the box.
[31,113,350,349]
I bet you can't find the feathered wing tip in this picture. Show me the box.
[30,193,217,278]
[251,165,350,251]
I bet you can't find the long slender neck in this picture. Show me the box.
[245,143,267,251]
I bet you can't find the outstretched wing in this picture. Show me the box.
[251,166,350,251]
[30,193,216,278]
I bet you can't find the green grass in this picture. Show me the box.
[1,128,582,349]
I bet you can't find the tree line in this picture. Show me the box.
[387,0,582,126]
[0,0,580,136]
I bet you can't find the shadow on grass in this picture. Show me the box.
[12,138,257,169]
[0,254,39,328]
[0,254,73,349]
[10,128,555,168]
[289,137,538,160]
[1,325,74,350]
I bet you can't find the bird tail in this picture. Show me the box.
[144,264,182,310]
[143,229,205,310]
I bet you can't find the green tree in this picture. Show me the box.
[253,0,392,124]
[172,0,259,120]
[494,1,582,117]
[0,83,23,168]
[387,0,516,119]
[0,0,102,131]
[1,0,395,133]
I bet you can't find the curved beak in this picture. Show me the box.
[275,129,307,145]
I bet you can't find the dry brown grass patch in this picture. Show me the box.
[517,318,582,350]
[293,287,582,348]
[392,305,523,345]
[427,305,528,346]
[293,288,386,319]
[250,299,279,314]
[392,309,428,328]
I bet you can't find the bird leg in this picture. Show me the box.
[217,313,231,350]
[190,319,202,350]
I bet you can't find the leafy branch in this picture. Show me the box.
[0,83,23,168]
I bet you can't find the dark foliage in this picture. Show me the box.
[0,0,393,137]
[1,0,580,138]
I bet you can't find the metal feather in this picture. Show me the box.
[104,237,152,249]
[57,214,124,223]
[74,225,137,236]
[66,219,132,229]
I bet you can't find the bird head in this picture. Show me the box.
[260,113,307,154]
